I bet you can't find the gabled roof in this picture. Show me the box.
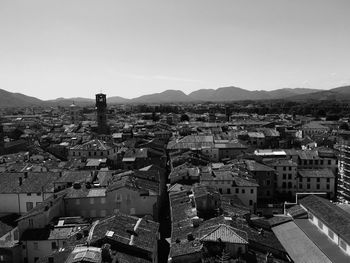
[70,139,114,151]
[200,224,248,244]
[299,195,350,244]
[90,213,158,253]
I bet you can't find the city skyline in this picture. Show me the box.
[1,0,350,100]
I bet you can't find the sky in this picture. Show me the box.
[0,0,350,100]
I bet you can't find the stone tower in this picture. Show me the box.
[95,93,108,134]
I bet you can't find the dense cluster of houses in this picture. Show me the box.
[0,98,349,262]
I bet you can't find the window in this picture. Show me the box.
[320,160,323,165]
[51,242,57,250]
[34,242,39,250]
[24,258,28,263]
[317,178,320,183]
[227,188,231,194]
[288,182,292,189]
[90,210,96,217]
[289,167,291,171]
[75,199,80,205]
[282,182,286,189]
[328,229,334,239]
[241,189,245,194]
[235,188,239,194]
[307,178,310,182]
[328,160,331,165]
[299,177,302,182]
[100,210,107,217]
[327,178,330,183]
[283,167,286,171]
[327,184,330,190]
[317,221,323,230]
[36,192,41,196]
[89,198,94,204]
[309,213,313,220]
[266,190,270,196]
[250,189,254,194]
[249,200,253,206]
[307,184,310,189]
[299,183,302,189]
[315,160,318,165]
[219,188,223,194]
[34,258,39,263]
[26,202,34,212]
[316,184,320,190]
[27,193,31,196]
[101,197,106,204]
[340,239,347,251]
[288,174,292,180]
[283,174,286,180]
[115,202,121,209]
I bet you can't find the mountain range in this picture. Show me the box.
[0,86,349,107]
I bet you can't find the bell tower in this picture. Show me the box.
[95,93,108,134]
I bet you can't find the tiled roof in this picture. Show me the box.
[245,160,275,172]
[297,150,319,160]
[299,195,350,244]
[0,172,59,193]
[70,139,114,151]
[90,213,158,253]
[0,221,13,237]
[56,171,93,183]
[200,224,248,244]
[297,169,334,178]
[107,175,159,195]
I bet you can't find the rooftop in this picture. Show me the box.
[299,195,350,244]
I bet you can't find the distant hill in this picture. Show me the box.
[0,89,43,108]
[0,86,347,107]
[46,97,95,107]
[108,96,130,104]
[287,86,350,101]
[130,90,192,103]
[188,87,321,101]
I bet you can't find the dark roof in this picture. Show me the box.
[90,213,159,253]
[286,205,308,219]
[297,169,334,178]
[107,175,159,195]
[0,221,13,237]
[56,171,93,183]
[299,195,350,244]
[0,172,59,193]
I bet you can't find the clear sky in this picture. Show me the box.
[0,0,350,100]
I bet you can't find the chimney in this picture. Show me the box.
[101,243,112,263]
[18,177,23,186]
